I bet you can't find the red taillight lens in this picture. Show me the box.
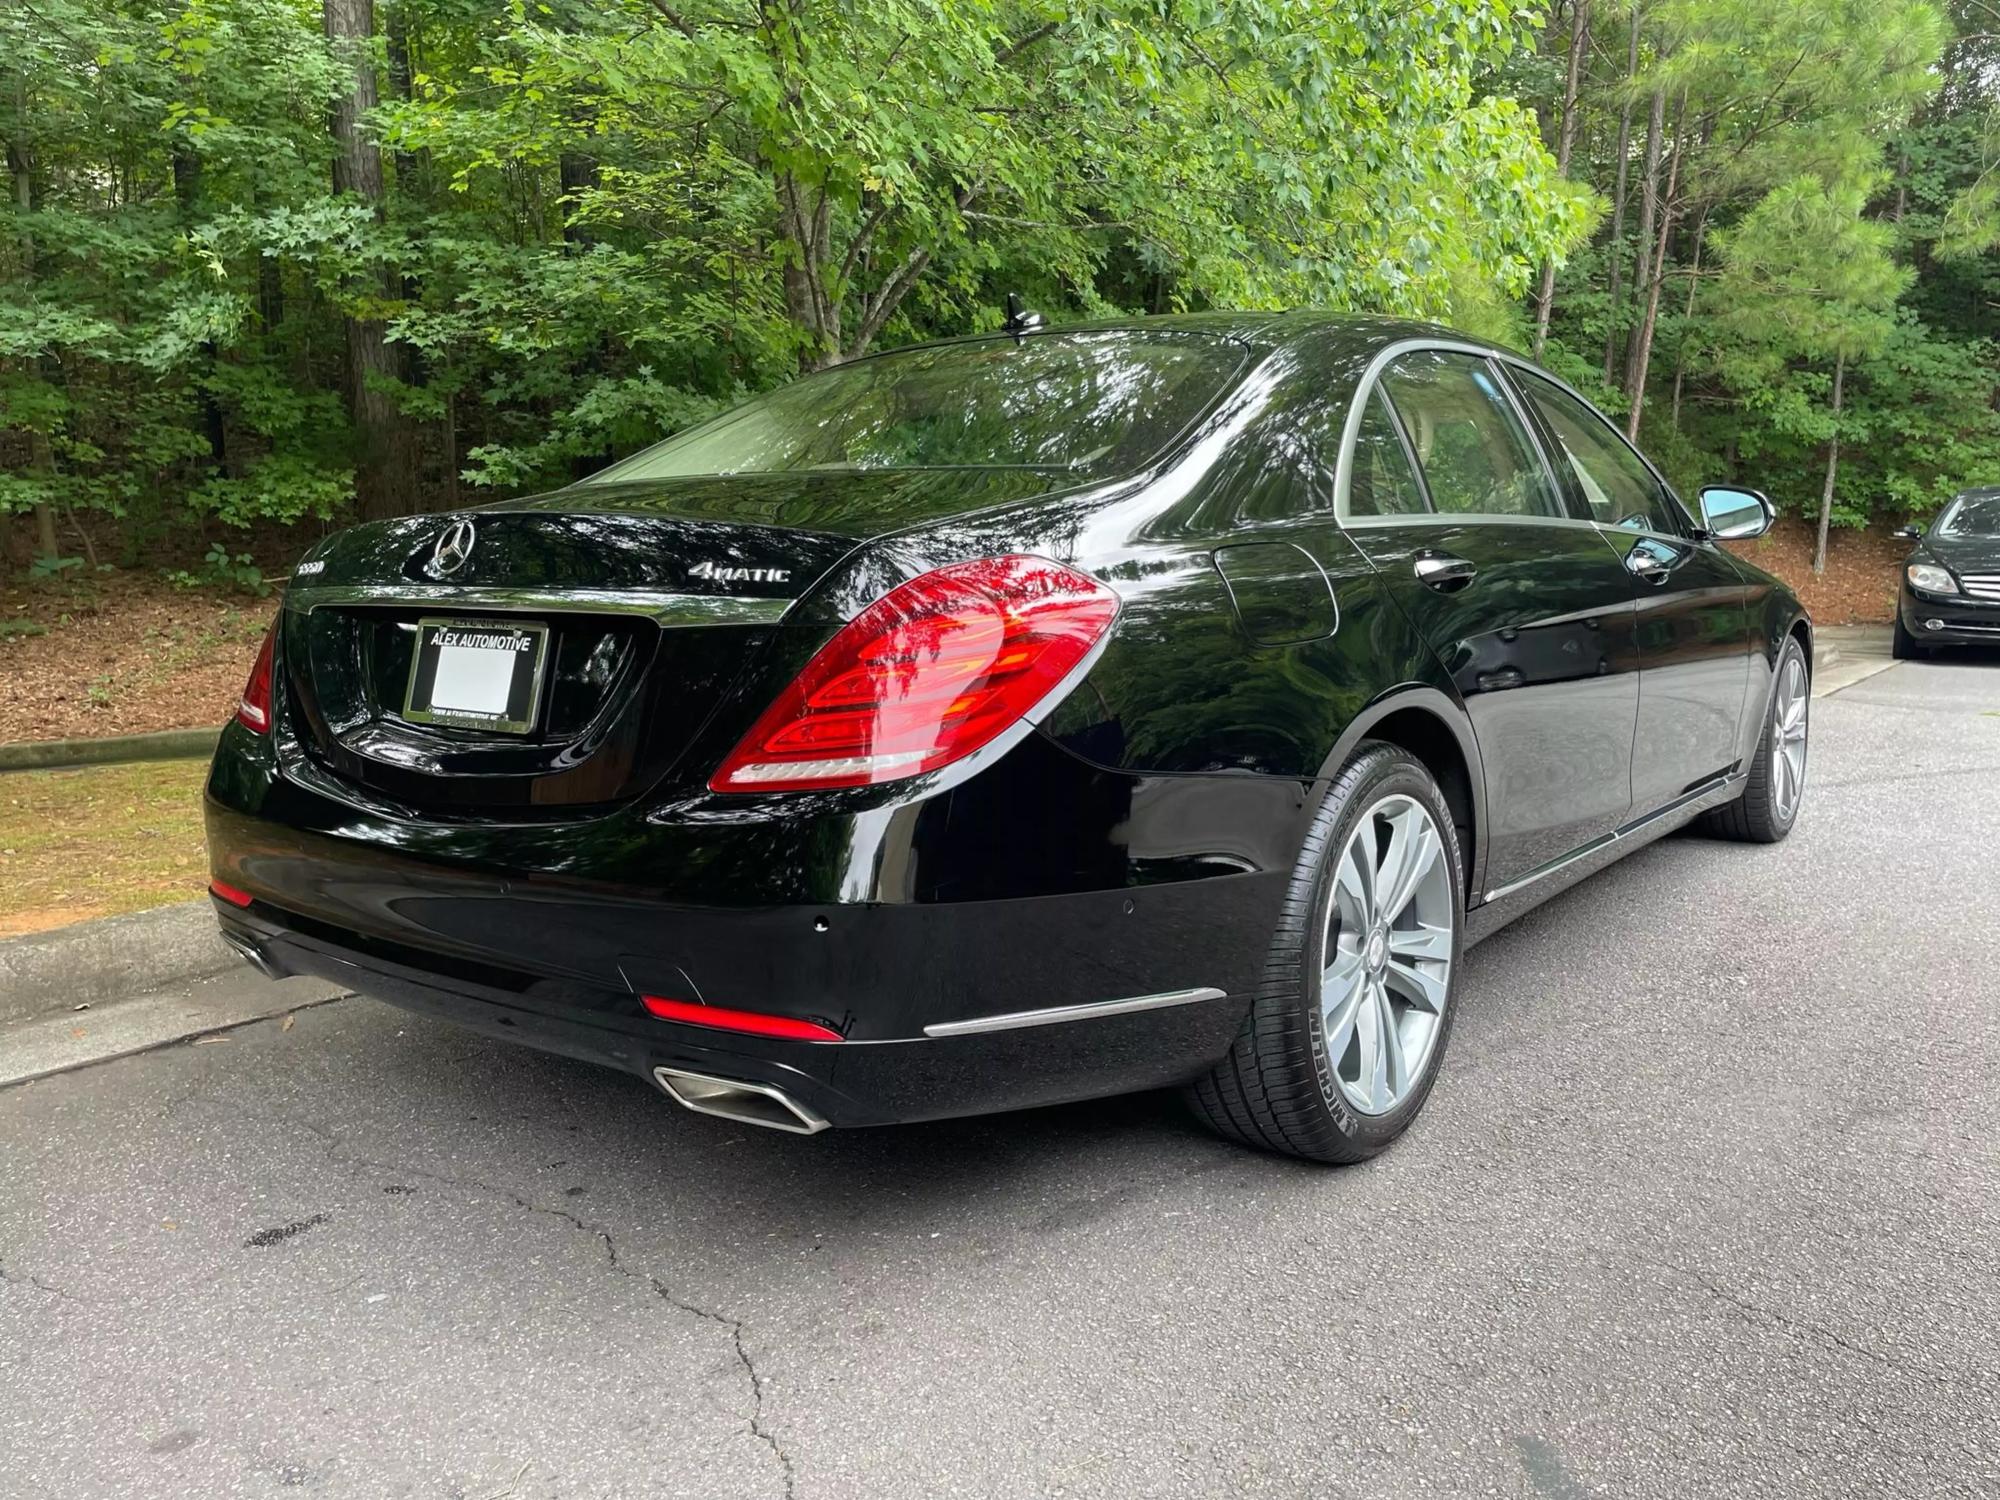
[236,617,277,734]
[208,879,253,908]
[710,555,1118,792]
[640,995,844,1042]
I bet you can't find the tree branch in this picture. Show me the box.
[644,0,700,40]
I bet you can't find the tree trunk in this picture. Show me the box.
[1813,352,1846,577]
[1532,0,1589,359]
[1602,9,1641,385]
[1623,84,1666,405]
[776,173,841,370]
[1668,212,1706,431]
[6,46,60,563]
[325,0,416,520]
[1625,94,1683,441]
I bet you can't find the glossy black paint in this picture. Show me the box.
[1898,489,2000,646]
[206,311,1811,1129]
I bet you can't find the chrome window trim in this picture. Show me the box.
[1331,337,1700,539]
[284,584,795,627]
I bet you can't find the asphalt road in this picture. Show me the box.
[4,655,1998,1500]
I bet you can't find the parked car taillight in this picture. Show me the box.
[236,617,278,734]
[709,555,1118,792]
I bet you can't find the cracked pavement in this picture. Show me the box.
[3,655,1999,1498]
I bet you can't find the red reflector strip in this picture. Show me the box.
[639,995,843,1042]
[208,879,254,909]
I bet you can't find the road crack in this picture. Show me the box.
[0,1258,80,1304]
[1631,1255,1983,1399]
[281,1114,797,1498]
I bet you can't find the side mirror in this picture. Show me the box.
[1894,523,1923,541]
[1699,485,1774,541]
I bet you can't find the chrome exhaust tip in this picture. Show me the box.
[652,1067,830,1135]
[221,932,288,982]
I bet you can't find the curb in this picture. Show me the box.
[0,901,234,1026]
[0,727,220,774]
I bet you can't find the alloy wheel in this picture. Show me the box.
[1319,794,1454,1117]
[1771,654,1808,822]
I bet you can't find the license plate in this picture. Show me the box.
[401,617,550,735]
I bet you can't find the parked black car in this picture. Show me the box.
[1893,487,2000,658]
[206,313,1811,1163]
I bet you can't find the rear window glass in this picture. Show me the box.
[585,332,1243,482]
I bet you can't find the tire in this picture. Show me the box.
[1702,635,1809,844]
[1188,742,1465,1164]
[1891,615,1927,660]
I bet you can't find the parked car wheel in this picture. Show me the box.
[1702,637,1809,844]
[1891,615,1928,660]
[1189,743,1464,1163]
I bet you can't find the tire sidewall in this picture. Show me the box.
[1298,746,1466,1153]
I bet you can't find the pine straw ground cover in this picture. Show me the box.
[1,569,276,744]
[0,759,211,937]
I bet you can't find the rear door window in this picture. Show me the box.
[1376,351,1564,519]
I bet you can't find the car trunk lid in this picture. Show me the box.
[274,469,1063,816]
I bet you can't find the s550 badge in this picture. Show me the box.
[690,561,790,584]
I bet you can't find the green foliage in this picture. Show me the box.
[5,0,1591,555]
[1529,0,1997,536]
[163,541,271,595]
[2,0,1995,568]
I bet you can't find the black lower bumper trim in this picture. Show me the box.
[217,905,1248,1129]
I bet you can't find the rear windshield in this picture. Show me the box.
[585,331,1243,483]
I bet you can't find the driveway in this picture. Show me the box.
[3,655,1997,1499]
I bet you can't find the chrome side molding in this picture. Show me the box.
[653,1067,830,1134]
[1481,771,1747,905]
[922,986,1227,1039]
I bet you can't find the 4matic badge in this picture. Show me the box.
[689,560,790,584]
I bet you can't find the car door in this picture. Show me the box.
[1340,347,1641,893]
[1505,367,1749,814]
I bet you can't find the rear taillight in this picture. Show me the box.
[236,617,277,734]
[709,555,1118,793]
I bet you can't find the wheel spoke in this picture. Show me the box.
[1321,943,1365,1004]
[1375,984,1406,1105]
[1375,806,1441,925]
[1386,921,1452,963]
[1321,955,1369,1060]
[1384,955,1448,1014]
[1334,837,1375,931]
[1358,982,1389,1111]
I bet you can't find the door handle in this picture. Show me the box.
[1626,550,1672,586]
[1414,552,1477,593]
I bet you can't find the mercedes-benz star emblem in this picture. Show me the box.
[431,519,477,575]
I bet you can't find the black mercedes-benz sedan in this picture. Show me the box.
[1894,486,2000,658]
[206,313,1811,1163]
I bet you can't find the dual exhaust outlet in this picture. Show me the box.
[652,1067,829,1135]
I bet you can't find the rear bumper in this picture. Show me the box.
[213,891,1254,1128]
[203,719,1296,1127]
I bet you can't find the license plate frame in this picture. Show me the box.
[401,616,551,735]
